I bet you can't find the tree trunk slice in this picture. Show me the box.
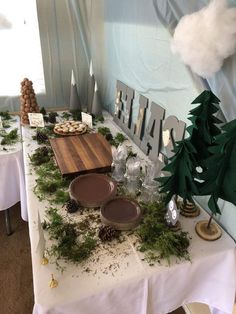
[168,220,181,232]
[195,220,222,241]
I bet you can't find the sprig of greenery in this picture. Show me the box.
[3,121,10,128]
[136,201,190,264]
[97,127,127,147]
[61,111,72,120]
[97,126,111,136]
[34,160,70,203]
[0,128,19,145]
[29,147,53,166]
[0,111,11,120]
[43,207,97,264]
[93,115,104,124]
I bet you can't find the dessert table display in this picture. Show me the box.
[0,112,27,234]
[21,111,236,314]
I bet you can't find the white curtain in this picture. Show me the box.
[0,0,44,111]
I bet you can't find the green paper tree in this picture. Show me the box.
[200,119,236,217]
[157,139,199,205]
[187,90,222,167]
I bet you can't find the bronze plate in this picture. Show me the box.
[69,173,117,207]
[101,197,142,230]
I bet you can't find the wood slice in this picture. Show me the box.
[195,220,222,241]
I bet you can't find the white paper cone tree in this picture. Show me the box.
[69,70,81,111]
[20,78,40,124]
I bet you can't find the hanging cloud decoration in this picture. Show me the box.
[171,0,236,78]
[0,13,11,29]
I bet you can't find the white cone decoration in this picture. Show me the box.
[87,60,95,113]
[69,70,81,111]
[91,81,102,116]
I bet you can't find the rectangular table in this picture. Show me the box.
[22,112,236,314]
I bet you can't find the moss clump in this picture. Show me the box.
[29,146,53,166]
[0,128,19,145]
[43,208,97,264]
[136,201,190,264]
[0,111,11,120]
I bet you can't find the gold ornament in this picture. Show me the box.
[41,256,49,265]
[49,274,58,288]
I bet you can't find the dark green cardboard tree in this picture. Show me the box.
[157,138,199,206]
[187,90,222,167]
[200,118,236,220]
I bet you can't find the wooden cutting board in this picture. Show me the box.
[49,133,112,176]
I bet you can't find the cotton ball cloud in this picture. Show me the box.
[0,13,11,30]
[171,0,236,78]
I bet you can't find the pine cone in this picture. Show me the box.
[105,133,113,142]
[98,225,118,242]
[48,112,58,124]
[36,131,48,144]
[66,199,79,213]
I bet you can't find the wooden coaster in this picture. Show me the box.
[195,220,222,241]
[168,221,181,232]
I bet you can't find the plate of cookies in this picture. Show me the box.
[54,121,87,135]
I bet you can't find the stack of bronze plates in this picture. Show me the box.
[69,173,143,230]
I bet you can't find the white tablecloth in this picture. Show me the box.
[22,113,236,314]
[0,116,27,221]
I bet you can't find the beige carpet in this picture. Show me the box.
[0,203,186,314]
[0,203,34,314]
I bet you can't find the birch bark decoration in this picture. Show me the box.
[162,116,186,158]
[140,102,165,161]
[131,95,149,146]
[114,81,135,137]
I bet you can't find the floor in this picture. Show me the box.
[0,203,34,314]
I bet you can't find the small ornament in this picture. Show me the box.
[41,256,49,265]
[49,274,58,288]
[36,130,48,144]
[65,199,79,213]
[98,225,119,242]
[165,198,179,227]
